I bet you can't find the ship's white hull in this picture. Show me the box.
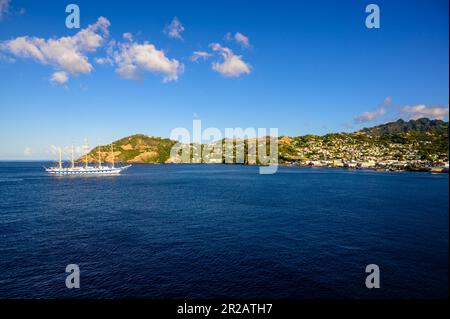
[45,165,131,175]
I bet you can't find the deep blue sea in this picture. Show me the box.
[0,162,448,299]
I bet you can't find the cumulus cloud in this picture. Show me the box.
[0,0,10,20]
[401,105,449,120]
[235,32,251,48]
[0,17,110,81]
[353,96,394,124]
[190,50,212,62]
[354,107,386,124]
[353,98,449,125]
[111,40,184,82]
[50,71,69,84]
[94,56,112,65]
[209,43,251,77]
[164,17,184,40]
[123,32,133,41]
[225,32,251,49]
[116,63,139,80]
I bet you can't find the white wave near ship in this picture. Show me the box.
[45,143,131,175]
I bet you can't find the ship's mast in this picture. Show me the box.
[111,144,115,168]
[58,148,62,170]
[85,140,88,169]
[98,145,102,168]
[71,145,75,169]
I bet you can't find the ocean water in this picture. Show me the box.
[0,162,448,299]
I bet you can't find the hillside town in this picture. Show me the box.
[81,118,449,173]
[278,125,449,173]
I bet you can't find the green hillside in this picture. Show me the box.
[80,134,176,164]
[80,118,449,166]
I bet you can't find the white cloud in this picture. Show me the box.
[353,97,393,124]
[123,32,133,41]
[234,32,251,48]
[116,63,139,80]
[0,0,10,20]
[94,57,112,65]
[225,32,251,49]
[190,50,212,62]
[401,105,449,120]
[209,43,251,77]
[354,107,386,124]
[164,17,184,40]
[50,71,69,84]
[1,17,110,81]
[112,40,184,82]
[354,100,449,124]
[23,147,32,156]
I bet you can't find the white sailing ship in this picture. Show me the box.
[45,143,131,175]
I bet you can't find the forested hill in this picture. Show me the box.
[79,118,449,164]
[361,118,448,135]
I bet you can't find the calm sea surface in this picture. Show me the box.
[0,162,448,298]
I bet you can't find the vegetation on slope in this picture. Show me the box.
[80,118,449,164]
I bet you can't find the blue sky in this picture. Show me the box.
[0,0,448,159]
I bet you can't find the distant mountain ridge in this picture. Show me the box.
[361,118,448,135]
[79,118,449,165]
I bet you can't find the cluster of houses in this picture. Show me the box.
[277,134,449,173]
[285,159,449,173]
